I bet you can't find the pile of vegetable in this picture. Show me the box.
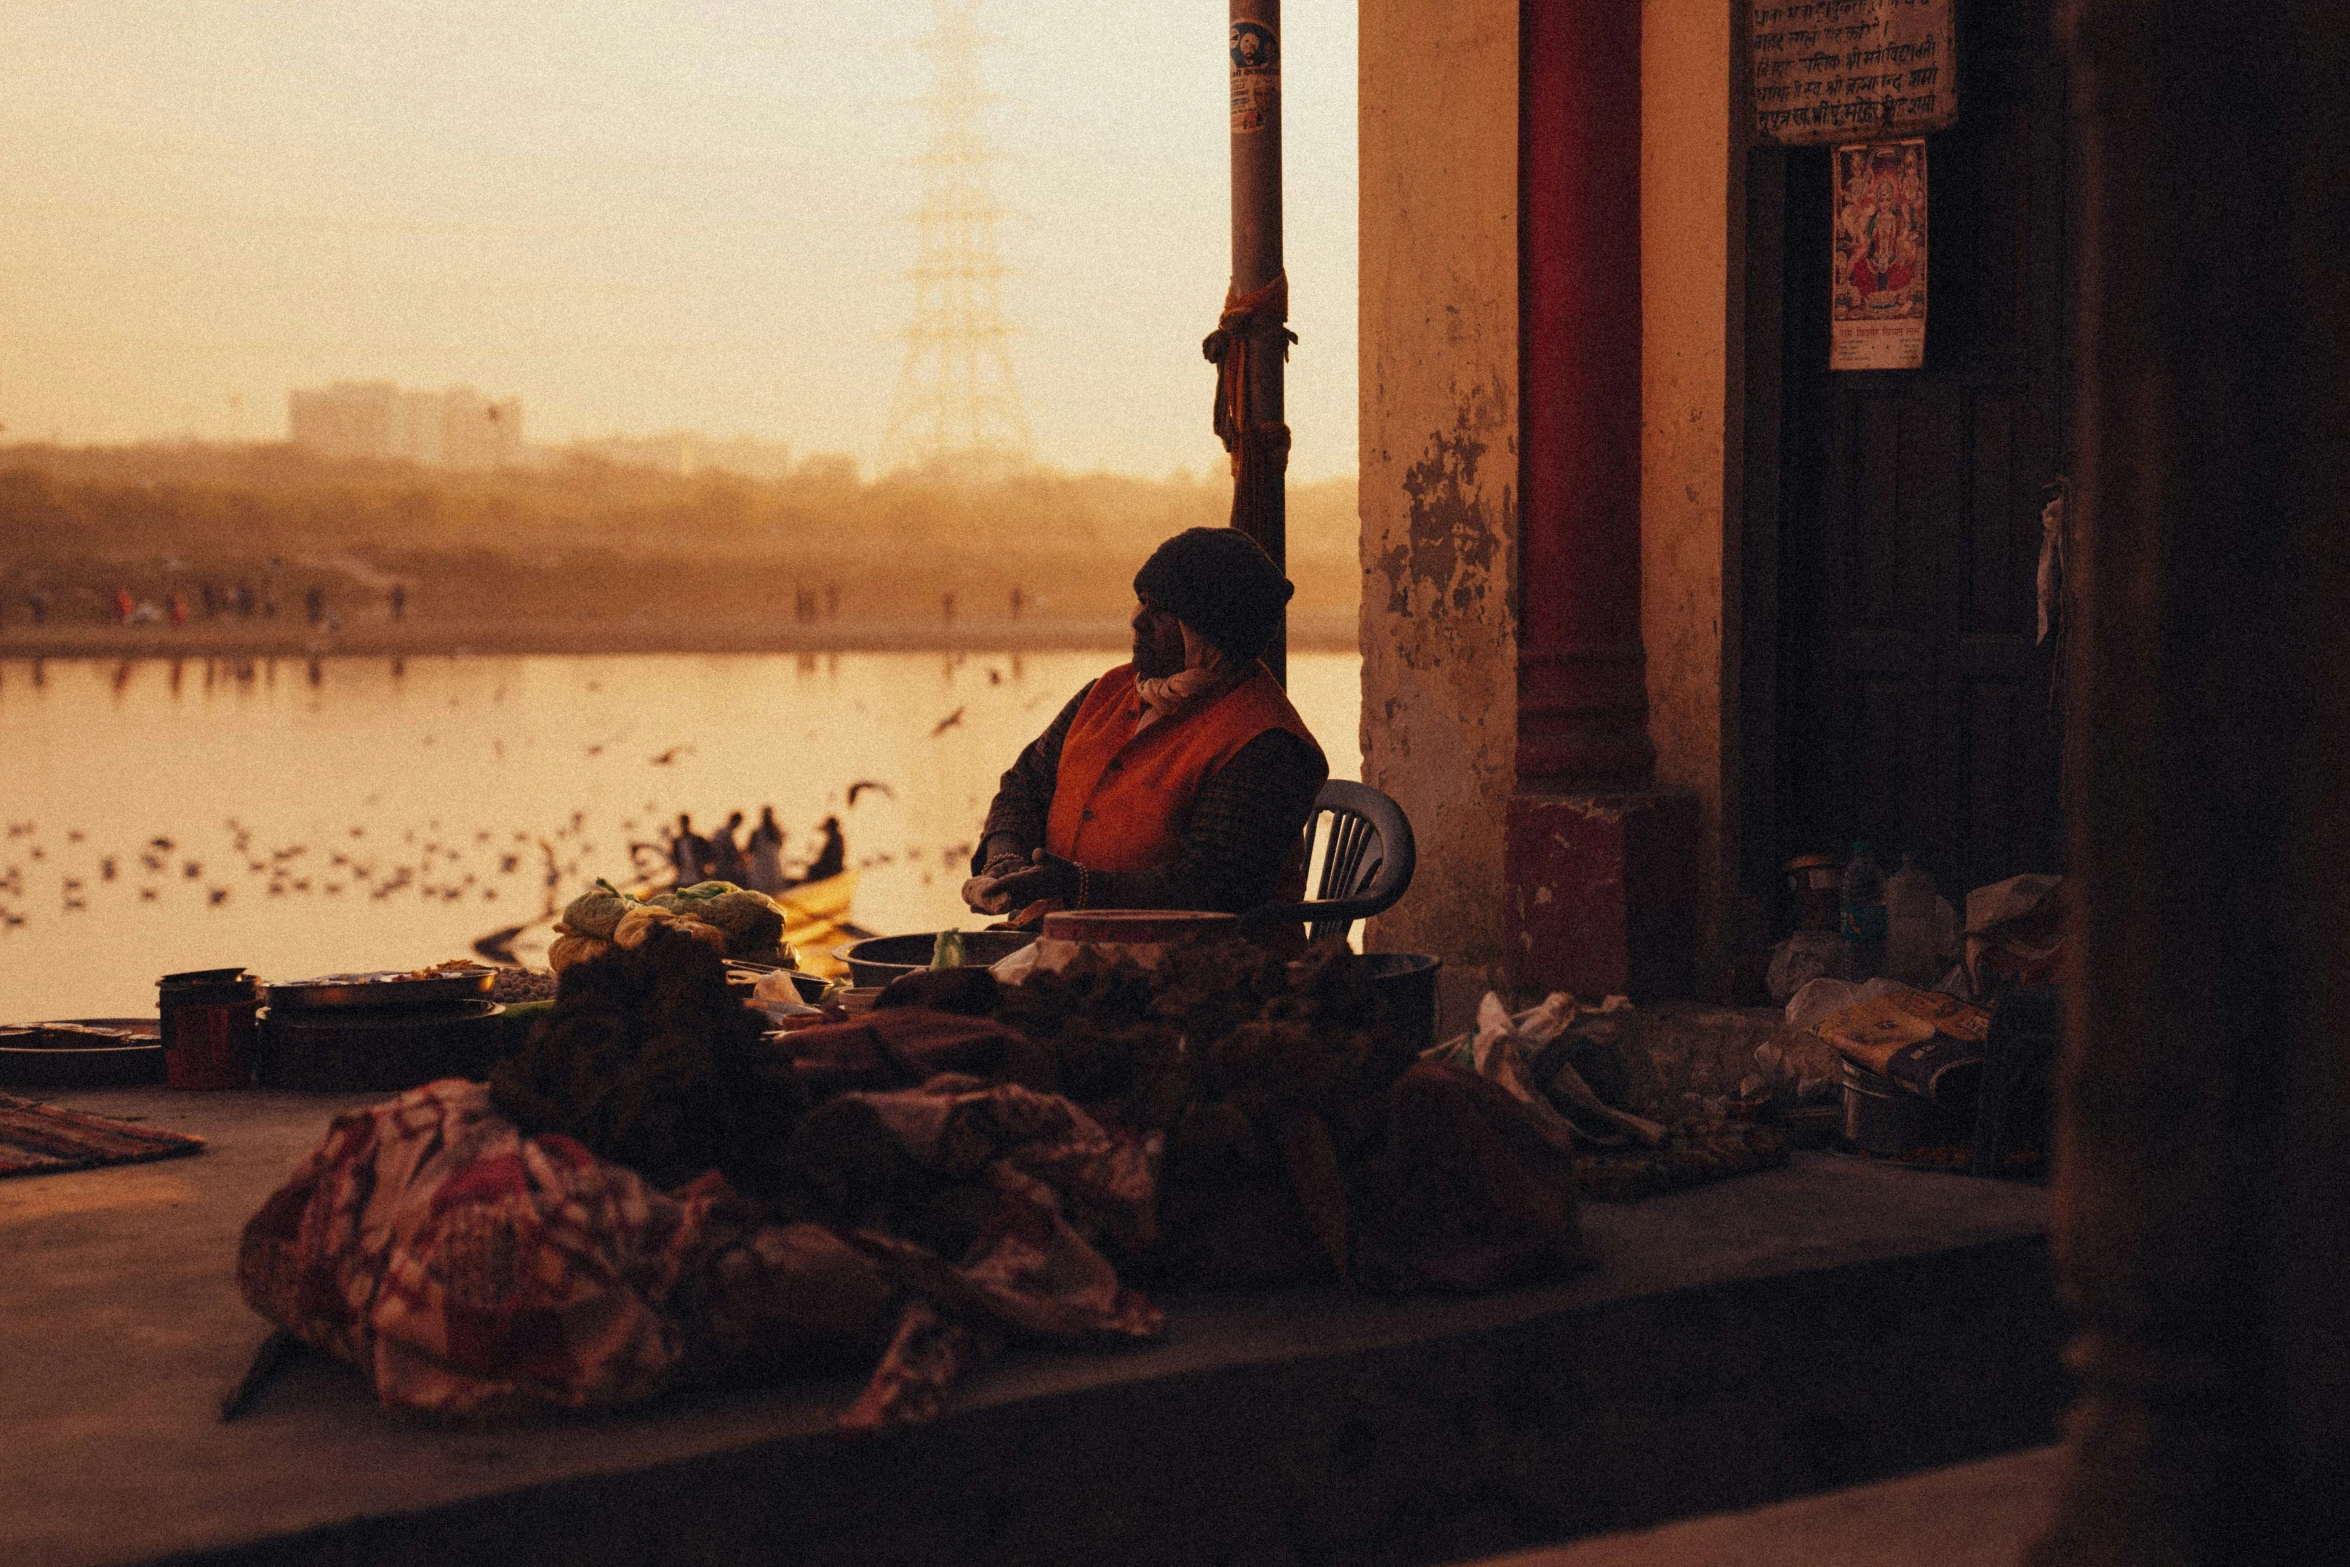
[996,939,1418,1191]
[549,879,793,973]
[493,924,810,1204]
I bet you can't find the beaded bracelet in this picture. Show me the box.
[1076,863,1091,909]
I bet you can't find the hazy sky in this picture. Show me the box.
[0,1,1358,479]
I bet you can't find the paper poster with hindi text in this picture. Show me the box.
[1832,139,1928,371]
[1752,0,1956,146]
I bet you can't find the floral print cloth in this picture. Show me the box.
[238,1076,1162,1428]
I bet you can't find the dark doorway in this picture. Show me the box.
[1754,0,2072,908]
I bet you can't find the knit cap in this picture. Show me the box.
[1131,527,1294,661]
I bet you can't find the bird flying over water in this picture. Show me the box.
[648,746,694,766]
[846,780,895,806]
[930,708,965,737]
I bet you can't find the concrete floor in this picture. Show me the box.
[3,1085,2059,1567]
[1459,1445,2067,1566]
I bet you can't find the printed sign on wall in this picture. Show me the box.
[1753,0,1955,146]
[1832,138,1929,370]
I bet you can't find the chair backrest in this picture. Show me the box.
[1247,779,1416,944]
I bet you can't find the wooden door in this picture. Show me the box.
[1770,0,2071,902]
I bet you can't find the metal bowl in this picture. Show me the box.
[834,931,1038,989]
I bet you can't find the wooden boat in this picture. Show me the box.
[776,871,863,978]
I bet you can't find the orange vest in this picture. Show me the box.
[1046,662,1322,873]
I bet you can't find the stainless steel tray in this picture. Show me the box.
[0,1017,165,1088]
[265,969,497,1010]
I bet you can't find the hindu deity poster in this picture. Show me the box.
[1831,138,1928,370]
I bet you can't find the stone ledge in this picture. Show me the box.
[5,1088,2061,1567]
[1458,1444,2068,1567]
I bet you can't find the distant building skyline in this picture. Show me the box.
[288,381,521,469]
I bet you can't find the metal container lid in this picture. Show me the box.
[1039,909,1239,944]
[158,969,259,1004]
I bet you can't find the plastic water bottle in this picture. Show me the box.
[1840,841,1888,979]
[1884,854,1940,985]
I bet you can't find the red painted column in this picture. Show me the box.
[1518,0,1650,787]
[1507,0,1695,999]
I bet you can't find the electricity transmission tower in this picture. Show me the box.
[881,1,1034,474]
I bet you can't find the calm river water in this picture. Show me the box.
[0,650,1361,1020]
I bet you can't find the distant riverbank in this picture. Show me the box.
[0,607,1360,661]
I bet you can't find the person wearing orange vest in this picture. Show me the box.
[965,528,1328,921]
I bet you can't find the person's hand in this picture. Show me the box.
[960,875,1010,915]
[962,850,1038,915]
[986,848,1080,910]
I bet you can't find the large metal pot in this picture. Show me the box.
[1357,952,1442,1055]
[1838,1056,1975,1157]
[835,930,1038,989]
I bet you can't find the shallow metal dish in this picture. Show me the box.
[266,969,498,1010]
[0,1017,165,1088]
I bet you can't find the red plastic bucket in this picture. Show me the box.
[158,969,260,1090]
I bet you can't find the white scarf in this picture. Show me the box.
[1133,623,1240,734]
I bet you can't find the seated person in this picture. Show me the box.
[964,527,1328,920]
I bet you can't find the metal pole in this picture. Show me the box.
[1229,3,1287,683]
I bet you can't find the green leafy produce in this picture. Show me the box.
[691,888,787,959]
[560,880,638,939]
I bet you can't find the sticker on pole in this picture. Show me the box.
[1230,20,1279,134]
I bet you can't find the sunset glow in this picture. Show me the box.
[0,1,1358,478]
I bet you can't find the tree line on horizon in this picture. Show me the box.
[0,443,1362,630]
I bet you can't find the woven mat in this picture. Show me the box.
[0,1093,206,1179]
[1576,1121,1791,1203]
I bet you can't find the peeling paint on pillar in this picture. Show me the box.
[1381,411,1503,623]
[1360,0,1519,1033]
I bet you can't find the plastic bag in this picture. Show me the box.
[1767,929,1853,1003]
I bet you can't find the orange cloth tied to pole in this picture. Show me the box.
[1202,273,1298,535]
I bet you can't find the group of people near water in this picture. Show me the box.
[665,808,844,896]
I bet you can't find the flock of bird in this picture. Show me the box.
[0,809,606,931]
[0,794,984,938]
[0,656,1023,943]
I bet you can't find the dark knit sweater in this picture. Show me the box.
[974,678,1328,915]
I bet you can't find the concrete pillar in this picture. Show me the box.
[1505,0,1697,1000]
[2032,1,2350,1560]
[1640,0,1744,997]
[1359,0,1520,1030]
